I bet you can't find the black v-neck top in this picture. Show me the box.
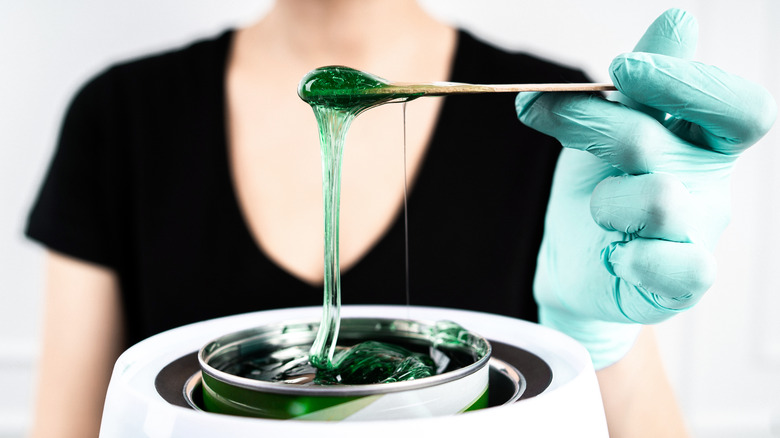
[27,30,587,346]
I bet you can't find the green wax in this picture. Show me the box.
[316,341,436,385]
[306,101,352,370]
[300,66,459,385]
[299,66,422,371]
[298,65,421,113]
[219,320,484,386]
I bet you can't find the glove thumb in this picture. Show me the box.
[633,8,698,58]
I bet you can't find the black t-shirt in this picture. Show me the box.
[26,30,587,347]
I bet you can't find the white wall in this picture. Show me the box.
[1,1,777,437]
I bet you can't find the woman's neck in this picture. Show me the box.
[246,0,448,71]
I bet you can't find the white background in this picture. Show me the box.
[1,1,778,437]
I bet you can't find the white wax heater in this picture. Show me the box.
[99,305,608,437]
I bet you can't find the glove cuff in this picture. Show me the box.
[539,307,642,370]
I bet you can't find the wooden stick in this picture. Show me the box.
[365,82,616,96]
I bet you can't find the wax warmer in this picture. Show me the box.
[99,306,608,437]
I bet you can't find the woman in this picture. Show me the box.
[27,1,775,437]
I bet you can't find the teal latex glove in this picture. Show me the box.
[516,9,777,369]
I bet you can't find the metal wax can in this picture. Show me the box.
[197,317,491,421]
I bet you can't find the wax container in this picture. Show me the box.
[196,317,491,421]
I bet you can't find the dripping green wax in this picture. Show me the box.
[298,65,428,379]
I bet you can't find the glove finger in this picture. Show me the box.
[611,8,699,121]
[515,91,717,176]
[610,52,778,153]
[590,173,700,244]
[604,238,716,323]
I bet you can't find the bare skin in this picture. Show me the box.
[30,252,124,438]
[227,0,455,284]
[30,1,688,436]
[598,326,689,437]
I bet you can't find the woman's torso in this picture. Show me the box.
[27,29,587,345]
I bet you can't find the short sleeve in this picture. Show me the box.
[25,70,122,268]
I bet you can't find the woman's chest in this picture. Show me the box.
[225,72,443,285]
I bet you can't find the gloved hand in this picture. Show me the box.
[515,8,777,369]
